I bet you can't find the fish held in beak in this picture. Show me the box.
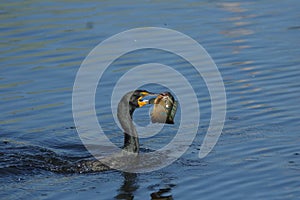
[150,92,178,124]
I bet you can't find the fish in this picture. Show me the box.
[149,92,178,124]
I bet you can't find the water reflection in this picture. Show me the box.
[218,2,255,53]
[151,188,173,200]
[115,173,138,200]
[115,172,174,200]
[1,0,299,199]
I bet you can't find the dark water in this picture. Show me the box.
[1,0,300,199]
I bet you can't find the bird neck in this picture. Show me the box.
[117,92,140,153]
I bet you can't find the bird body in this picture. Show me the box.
[117,91,140,153]
[117,90,156,153]
[75,90,177,173]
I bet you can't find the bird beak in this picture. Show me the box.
[138,98,148,107]
[138,92,159,107]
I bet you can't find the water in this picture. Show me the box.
[1,0,300,199]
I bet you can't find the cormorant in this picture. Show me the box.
[117,90,157,153]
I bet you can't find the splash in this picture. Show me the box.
[0,141,110,175]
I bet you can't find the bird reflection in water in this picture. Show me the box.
[151,188,174,200]
[115,172,138,200]
[115,172,174,200]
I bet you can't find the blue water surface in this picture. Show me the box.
[1,1,300,199]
